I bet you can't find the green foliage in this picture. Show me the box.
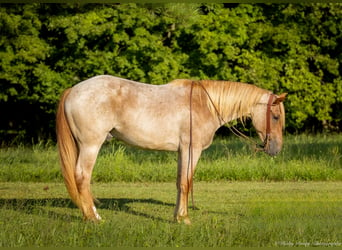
[1,3,341,142]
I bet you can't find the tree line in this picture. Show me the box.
[1,3,341,144]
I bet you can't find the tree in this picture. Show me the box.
[174,3,342,132]
[0,4,64,142]
[0,3,341,143]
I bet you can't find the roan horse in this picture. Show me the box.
[56,75,286,224]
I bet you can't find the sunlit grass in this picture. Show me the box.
[0,182,341,247]
[0,134,341,182]
[1,134,340,246]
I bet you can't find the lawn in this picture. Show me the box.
[0,182,341,247]
[0,134,341,182]
[0,134,341,246]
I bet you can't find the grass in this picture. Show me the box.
[0,182,341,247]
[0,134,341,246]
[0,134,341,182]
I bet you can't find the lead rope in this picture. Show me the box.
[188,82,195,210]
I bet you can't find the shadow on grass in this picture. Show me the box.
[98,197,175,222]
[0,197,176,223]
[0,198,80,221]
[0,197,228,223]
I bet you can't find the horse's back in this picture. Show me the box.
[63,75,191,150]
[69,75,140,96]
[68,75,188,101]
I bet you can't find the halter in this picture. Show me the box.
[263,93,275,151]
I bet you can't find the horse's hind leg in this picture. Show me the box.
[75,142,103,221]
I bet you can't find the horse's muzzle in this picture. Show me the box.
[264,140,282,156]
[257,135,282,156]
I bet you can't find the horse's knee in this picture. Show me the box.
[75,173,83,189]
[75,168,91,192]
[178,183,189,194]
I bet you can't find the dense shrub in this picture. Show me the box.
[1,3,341,143]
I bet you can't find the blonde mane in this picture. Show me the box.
[168,79,285,126]
[198,80,269,123]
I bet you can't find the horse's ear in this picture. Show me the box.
[274,93,287,104]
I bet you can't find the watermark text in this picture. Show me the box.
[276,241,341,247]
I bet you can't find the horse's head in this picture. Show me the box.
[251,93,287,156]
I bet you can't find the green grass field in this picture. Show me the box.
[0,134,341,182]
[0,182,341,247]
[0,134,341,246]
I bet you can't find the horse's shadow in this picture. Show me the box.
[97,198,175,222]
[0,196,229,223]
[0,197,176,223]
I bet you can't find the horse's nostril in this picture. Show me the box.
[266,149,279,157]
[265,140,282,156]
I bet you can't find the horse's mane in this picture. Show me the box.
[170,79,269,122]
[169,79,285,126]
[198,80,269,122]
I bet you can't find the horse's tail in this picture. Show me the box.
[56,88,81,209]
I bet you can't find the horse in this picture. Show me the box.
[56,75,287,224]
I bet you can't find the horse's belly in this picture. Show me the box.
[109,126,179,151]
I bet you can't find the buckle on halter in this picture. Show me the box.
[255,133,270,152]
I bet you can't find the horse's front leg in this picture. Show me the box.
[174,145,202,225]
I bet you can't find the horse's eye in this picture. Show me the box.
[273,115,280,121]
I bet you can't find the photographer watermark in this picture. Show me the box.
[276,241,341,247]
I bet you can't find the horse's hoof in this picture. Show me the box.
[183,217,191,225]
[83,212,102,223]
[175,215,191,225]
[83,216,102,223]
